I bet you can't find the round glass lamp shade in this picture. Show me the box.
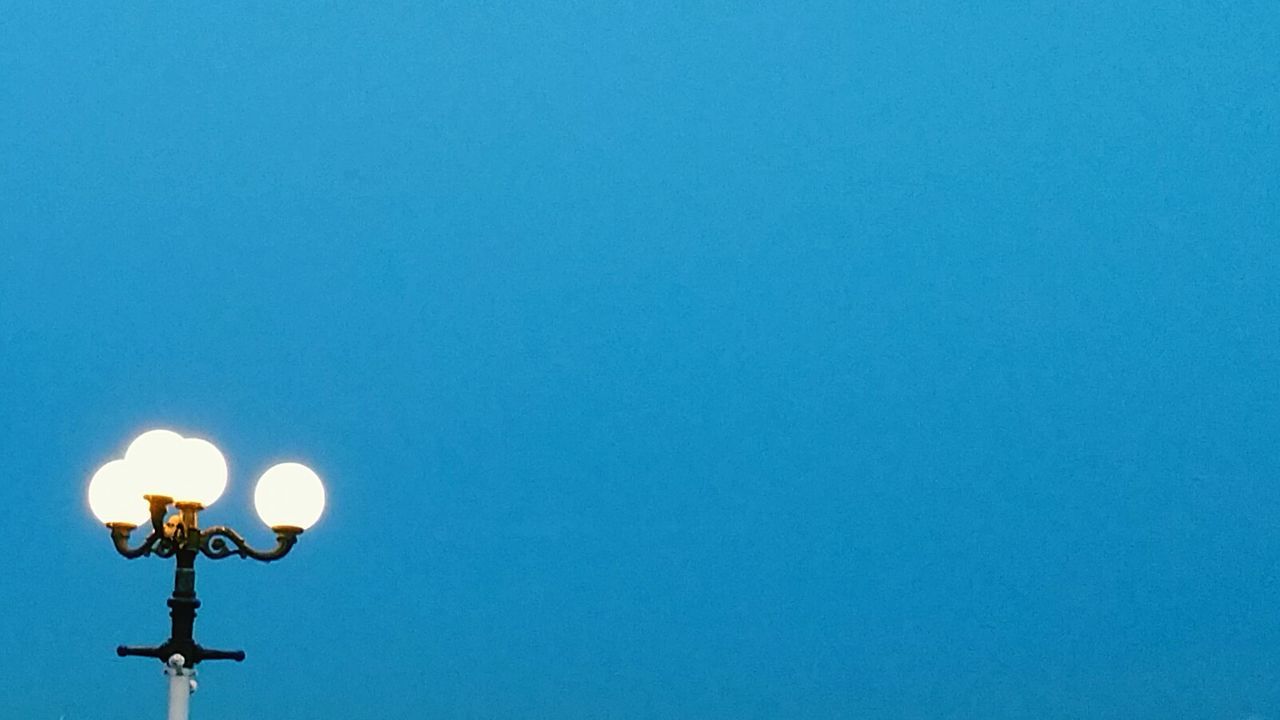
[254,462,325,530]
[125,429,186,499]
[178,437,228,507]
[124,429,228,507]
[88,459,150,526]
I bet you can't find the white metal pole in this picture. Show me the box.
[165,654,193,720]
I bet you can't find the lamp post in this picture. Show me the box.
[88,430,326,720]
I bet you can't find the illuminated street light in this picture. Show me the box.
[88,429,326,720]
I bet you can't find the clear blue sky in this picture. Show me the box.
[1,3,1277,719]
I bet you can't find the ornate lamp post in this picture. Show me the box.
[88,430,326,720]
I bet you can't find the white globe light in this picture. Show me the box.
[254,462,326,530]
[178,437,228,507]
[123,430,228,506]
[125,429,187,499]
[88,459,150,526]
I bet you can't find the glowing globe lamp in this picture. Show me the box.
[254,463,326,530]
[88,459,150,527]
[125,429,187,500]
[178,437,228,508]
[123,429,229,507]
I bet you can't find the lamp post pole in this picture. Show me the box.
[166,655,192,720]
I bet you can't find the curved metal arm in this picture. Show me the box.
[198,526,301,562]
[108,524,165,559]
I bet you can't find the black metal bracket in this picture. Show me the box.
[117,643,245,663]
[107,496,304,666]
[108,524,162,559]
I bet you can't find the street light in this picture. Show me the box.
[88,429,326,720]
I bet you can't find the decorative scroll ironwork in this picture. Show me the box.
[198,525,299,562]
[107,495,305,667]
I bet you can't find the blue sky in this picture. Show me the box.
[1,3,1278,719]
